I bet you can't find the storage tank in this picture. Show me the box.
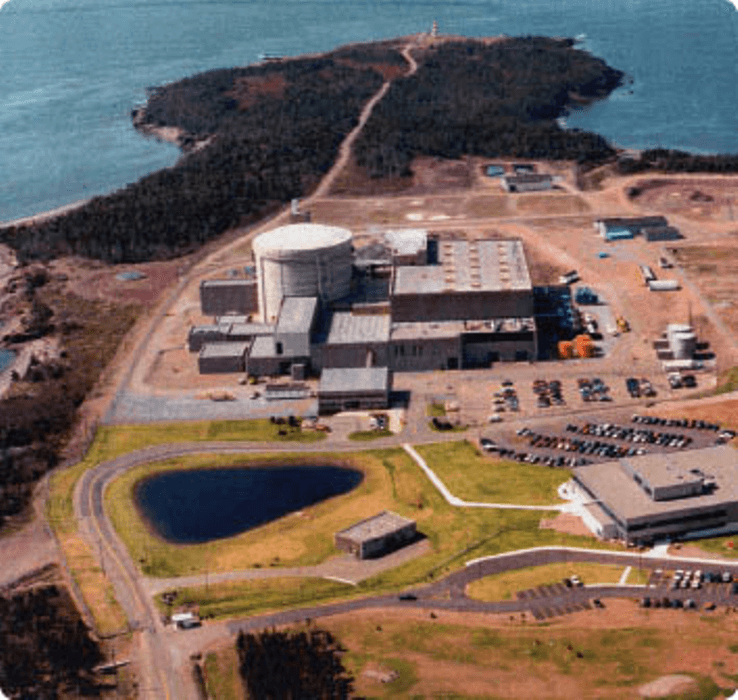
[253,224,354,322]
[669,326,697,359]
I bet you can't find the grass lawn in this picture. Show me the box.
[160,577,358,620]
[426,402,446,417]
[45,419,325,635]
[106,449,418,577]
[415,441,567,505]
[466,562,627,602]
[684,537,738,560]
[203,646,242,700]
[348,429,393,441]
[626,567,652,586]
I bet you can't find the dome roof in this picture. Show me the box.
[254,224,352,253]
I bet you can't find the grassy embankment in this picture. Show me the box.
[466,562,627,602]
[348,429,393,441]
[204,611,730,699]
[139,441,619,620]
[45,420,325,635]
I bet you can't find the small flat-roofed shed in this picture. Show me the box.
[198,342,249,374]
[335,511,416,559]
[318,366,390,414]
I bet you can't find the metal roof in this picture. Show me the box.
[326,312,390,345]
[319,366,389,394]
[393,239,531,295]
[336,510,415,543]
[276,297,318,335]
[199,342,249,358]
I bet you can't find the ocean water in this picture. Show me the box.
[1,0,737,222]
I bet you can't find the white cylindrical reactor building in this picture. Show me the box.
[253,223,353,323]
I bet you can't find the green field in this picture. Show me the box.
[162,577,357,620]
[414,441,567,505]
[466,562,627,602]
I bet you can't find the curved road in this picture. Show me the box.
[78,442,738,696]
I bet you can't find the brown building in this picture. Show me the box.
[335,511,417,559]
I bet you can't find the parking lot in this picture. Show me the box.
[480,407,734,467]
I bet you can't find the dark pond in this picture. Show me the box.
[135,465,364,544]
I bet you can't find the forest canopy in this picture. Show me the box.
[0,36,624,264]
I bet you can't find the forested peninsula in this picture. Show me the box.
[1,35,623,265]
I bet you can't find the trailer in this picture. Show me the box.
[649,279,680,292]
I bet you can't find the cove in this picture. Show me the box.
[134,465,364,544]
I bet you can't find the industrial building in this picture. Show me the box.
[596,216,679,242]
[317,367,391,413]
[200,279,258,316]
[500,173,553,193]
[190,224,539,402]
[334,510,417,559]
[573,446,738,545]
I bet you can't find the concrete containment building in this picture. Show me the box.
[573,446,738,545]
[253,224,354,323]
[335,511,417,559]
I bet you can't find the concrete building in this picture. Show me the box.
[317,366,391,413]
[320,311,391,369]
[192,230,538,378]
[384,229,427,266]
[501,173,553,192]
[335,511,417,559]
[391,239,534,323]
[198,342,249,374]
[200,280,258,316]
[573,446,738,545]
[253,223,354,323]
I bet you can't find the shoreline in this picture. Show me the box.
[0,198,92,229]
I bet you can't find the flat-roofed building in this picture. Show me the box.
[335,511,416,559]
[247,335,310,377]
[317,366,391,414]
[188,323,232,352]
[200,279,258,316]
[320,311,391,369]
[573,446,738,545]
[384,229,427,266]
[391,239,534,323]
[274,296,318,357]
[501,173,553,192]
[198,342,249,374]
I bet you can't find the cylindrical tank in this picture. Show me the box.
[558,340,574,359]
[253,224,354,322]
[671,331,697,359]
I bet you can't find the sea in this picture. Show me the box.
[1,0,737,223]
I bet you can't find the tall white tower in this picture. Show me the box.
[431,19,438,37]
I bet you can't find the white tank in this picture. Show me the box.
[670,330,697,359]
[253,224,353,322]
